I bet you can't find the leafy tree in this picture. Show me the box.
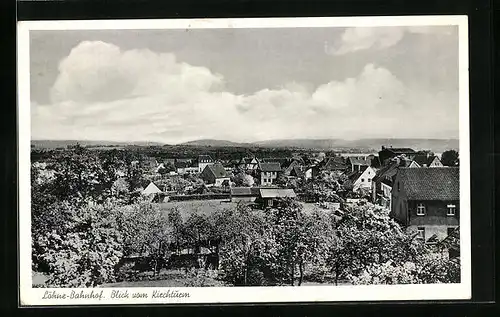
[118,201,173,276]
[441,150,459,166]
[301,172,345,203]
[167,207,185,254]
[350,252,460,285]
[233,172,255,187]
[328,203,426,284]
[111,177,130,200]
[217,204,272,286]
[36,201,124,287]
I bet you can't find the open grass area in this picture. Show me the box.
[158,199,326,219]
[158,199,237,220]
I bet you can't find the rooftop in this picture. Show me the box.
[230,187,261,196]
[412,154,440,167]
[205,163,228,178]
[259,188,296,198]
[259,162,282,172]
[398,167,459,200]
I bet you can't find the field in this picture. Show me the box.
[158,199,324,219]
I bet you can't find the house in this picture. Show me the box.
[409,154,444,168]
[258,162,281,186]
[237,157,260,171]
[141,181,164,202]
[390,167,459,243]
[142,181,163,195]
[346,156,372,173]
[198,155,214,173]
[344,166,376,193]
[282,160,301,176]
[257,188,297,208]
[370,156,413,208]
[313,156,348,177]
[230,187,261,202]
[371,161,399,209]
[378,146,417,165]
[175,160,198,175]
[200,163,231,186]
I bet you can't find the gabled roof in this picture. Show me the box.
[259,188,296,198]
[346,170,363,182]
[230,187,261,196]
[348,156,371,166]
[239,157,257,164]
[205,163,228,178]
[322,156,348,170]
[259,162,281,172]
[291,166,306,178]
[198,155,213,162]
[372,161,398,183]
[142,182,163,195]
[412,154,440,167]
[398,167,459,200]
[174,160,190,168]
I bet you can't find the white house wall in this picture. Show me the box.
[353,167,376,192]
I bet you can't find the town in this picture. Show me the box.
[31,141,460,288]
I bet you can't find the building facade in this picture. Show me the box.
[390,167,460,242]
[258,162,281,186]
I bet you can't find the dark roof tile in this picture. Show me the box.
[259,162,281,172]
[398,167,459,200]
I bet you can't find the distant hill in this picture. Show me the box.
[180,139,252,147]
[31,140,164,149]
[254,138,459,152]
[32,138,459,153]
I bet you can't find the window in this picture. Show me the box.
[368,178,371,182]
[361,178,364,182]
[416,203,426,216]
[397,182,400,192]
[447,204,456,216]
[417,227,425,240]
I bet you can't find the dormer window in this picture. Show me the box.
[447,204,456,216]
[416,203,426,216]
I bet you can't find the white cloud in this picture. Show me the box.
[31,41,458,144]
[330,26,455,55]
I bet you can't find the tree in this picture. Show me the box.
[118,201,173,276]
[233,172,255,187]
[441,150,459,166]
[350,252,460,285]
[328,203,426,285]
[36,201,124,287]
[217,203,272,286]
[301,173,345,203]
[111,177,130,199]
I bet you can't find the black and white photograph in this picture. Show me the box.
[18,16,470,305]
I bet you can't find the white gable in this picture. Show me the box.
[142,182,162,195]
[352,166,376,192]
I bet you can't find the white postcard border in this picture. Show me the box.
[17,15,471,306]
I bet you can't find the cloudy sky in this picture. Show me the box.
[29,25,459,144]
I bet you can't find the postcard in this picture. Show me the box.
[17,16,470,306]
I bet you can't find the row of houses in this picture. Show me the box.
[142,147,459,246]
